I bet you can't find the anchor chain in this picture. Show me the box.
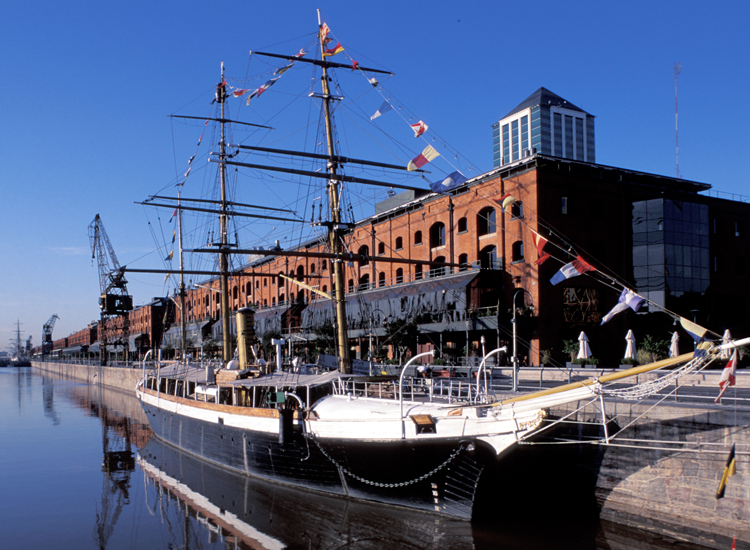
[307,435,465,488]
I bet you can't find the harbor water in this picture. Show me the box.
[0,367,716,549]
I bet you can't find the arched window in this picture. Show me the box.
[232,286,238,299]
[396,268,404,284]
[322,285,328,294]
[477,207,496,236]
[255,280,259,288]
[431,256,446,278]
[245,282,252,295]
[395,236,403,250]
[457,217,467,233]
[458,253,468,271]
[480,245,498,269]
[429,222,445,248]
[272,297,276,306]
[263,278,267,287]
[378,272,386,287]
[322,259,328,271]
[348,279,354,293]
[415,264,423,280]
[358,245,369,266]
[511,241,524,262]
[510,201,523,219]
[279,293,285,303]
[296,265,304,281]
[378,242,385,255]
[310,263,316,273]
[414,231,422,245]
[358,274,370,291]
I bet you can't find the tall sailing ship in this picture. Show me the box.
[10,320,31,367]
[134,13,747,519]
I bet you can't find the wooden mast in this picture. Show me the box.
[178,189,187,360]
[217,63,232,365]
[318,11,350,374]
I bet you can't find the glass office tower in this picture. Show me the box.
[493,87,595,167]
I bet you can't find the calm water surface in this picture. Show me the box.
[0,367,712,549]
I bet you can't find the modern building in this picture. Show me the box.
[493,87,595,167]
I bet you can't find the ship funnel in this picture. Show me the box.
[236,308,256,369]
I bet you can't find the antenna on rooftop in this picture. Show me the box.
[674,62,682,179]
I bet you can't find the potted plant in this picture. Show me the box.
[573,356,599,367]
[562,339,578,368]
[640,335,669,363]
[619,357,639,369]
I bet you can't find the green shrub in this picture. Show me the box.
[562,339,579,361]
[573,356,599,366]
[640,335,669,363]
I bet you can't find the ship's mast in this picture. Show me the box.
[217,63,232,365]
[15,320,23,357]
[317,10,350,374]
[177,189,187,361]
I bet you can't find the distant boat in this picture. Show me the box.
[9,320,31,367]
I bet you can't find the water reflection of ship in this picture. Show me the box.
[138,436,476,550]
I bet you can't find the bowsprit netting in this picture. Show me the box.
[596,354,713,401]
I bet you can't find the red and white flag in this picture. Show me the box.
[319,22,330,40]
[407,145,440,171]
[410,120,428,138]
[550,255,596,285]
[714,348,738,403]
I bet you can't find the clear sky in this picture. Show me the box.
[1,0,748,350]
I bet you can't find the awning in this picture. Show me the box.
[211,316,237,341]
[253,305,290,336]
[128,333,149,349]
[88,342,101,353]
[254,305,291,320]
[303,270,479,331]
[162,320,215,349]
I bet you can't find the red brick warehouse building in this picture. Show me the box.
[225,87,750,366]
[48,88,750,367]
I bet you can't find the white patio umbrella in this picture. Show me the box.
[577,331,592,359]
[669,331,680,358]
[720,329,732,359]
[624,330,637,360]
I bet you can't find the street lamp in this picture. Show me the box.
[368,308,386,375]
[511,288,533,392]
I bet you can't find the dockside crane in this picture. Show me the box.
[42,314,59,358]
[89,214,133,365]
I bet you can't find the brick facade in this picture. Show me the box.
[43,156,750,366]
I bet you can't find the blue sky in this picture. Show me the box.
[1,0,748,349]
